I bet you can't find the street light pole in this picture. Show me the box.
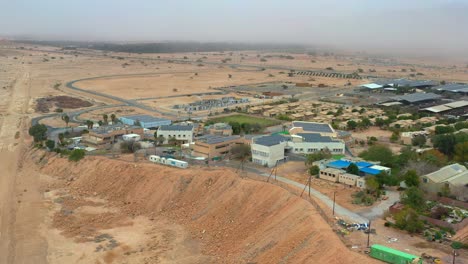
[332,191,336,215]
[367,220,372,248]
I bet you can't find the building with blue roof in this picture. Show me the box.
[325,159,391,177]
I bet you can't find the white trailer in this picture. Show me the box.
[148,155,188,169]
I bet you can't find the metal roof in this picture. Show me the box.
[197,135,240,144]
[374,79,437,87]
[159,125,193,131]
[393,92,441,103]
[360,167,382,175]
[435,83,468,93]
[254,134,288,147]
[296,133,336,143]
[361,83,383,89]
[424,163,468,183]
[423,105,452,113]
[292,121,334,133]
[121,115,170,123]
[444,100,468,108]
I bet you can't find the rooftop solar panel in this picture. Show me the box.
[292,121,334,133]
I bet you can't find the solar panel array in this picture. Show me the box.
[296,133,335,143]
[292,121,334,133]
[159,125,193,131]
[295,71,362,79]
[254,134,288,146]
[197,135,240,144]
[123,114,170,123]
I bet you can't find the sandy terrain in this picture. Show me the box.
[38,155,379,263]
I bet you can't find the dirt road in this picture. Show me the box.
[0,57,48,263]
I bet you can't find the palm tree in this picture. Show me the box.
[86,120,94,129]
[282,124,287,132]
[62,114,70,127]
[168,136,177,146]
[110,114,116,124]
[102,114,108,125]
[58,133,64,145]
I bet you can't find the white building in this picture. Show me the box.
[251,135,288,167]
[157,125,194,144]
[290,133,345,155]
[251,133,345,167]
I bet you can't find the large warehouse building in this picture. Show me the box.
[119,115,171,128]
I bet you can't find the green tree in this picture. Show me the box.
[359,144,395,167]
[346,163,360,175]
[411,135,426,147]
[110,114,117,123]
[229,121,241,135]
[58,133,65,144]
[375,118,385,127]
[401,186,426,211]
[309,165,320,176]
[168,136,177,146]
[432,133,456,156]
[365,176,380,196]
[102,114,108,125]
[68,149,85,162]
[404,170,420,187]
[454,142,468,162]
[359,118,372,129]
[98,120,103,126]
[61,114,70,127]
[347,120,358,130]
[28,124,48,142]
[45,139,55,150]
[85,120,94,129]
[305,150,332,166]
[390,131,400,143]
[394,208,424,233]
[157,135,165,145]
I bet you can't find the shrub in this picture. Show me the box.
[68,149,85,162]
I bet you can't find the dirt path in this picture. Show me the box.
[0,56,48,263]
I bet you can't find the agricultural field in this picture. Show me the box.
[208,114,282,127]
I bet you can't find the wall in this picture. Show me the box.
[157,129,193,144]
[290,141,345,155]
[251,142,286,167]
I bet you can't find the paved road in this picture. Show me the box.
[223,161,369,223]
[356,190,400,220]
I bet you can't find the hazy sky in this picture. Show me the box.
[2,0,468,55]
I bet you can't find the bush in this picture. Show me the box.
[68,149,85,162]
[384,222,393,227]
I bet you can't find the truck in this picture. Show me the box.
[369,244,422,264]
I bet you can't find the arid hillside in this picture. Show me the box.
[40,155,378,263]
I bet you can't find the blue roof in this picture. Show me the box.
[327,160,351,169]
[360,167,382,175]
[355,161,374,168]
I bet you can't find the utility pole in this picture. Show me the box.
[452,249,456,264]
[367,220,372,248]
[332,191,336,215]
[301,173,312,198]
[267,160,278,182]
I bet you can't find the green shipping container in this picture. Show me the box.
[370,244,422,264]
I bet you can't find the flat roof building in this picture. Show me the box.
[421,163,468,201]
[119,115,171,128]
[192,135,241,159]
[157,124,194,144]
[290,121,336,137]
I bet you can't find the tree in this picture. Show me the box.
[231,144,251,161]
[432,133,456,156]
[421,149,448,166]
[403,170,420,187]
[359,144,395,167]
[454,141,468,162]
[394,208,424,233]
[359,118,372,129]
[28,124,48,142]
[102,114,108,125]
[134,120,142,127]
[85,120,94,129]
[62,114,70,127]
[305,150,332,166]
[347,120,358,130]
[110,114,117,124]
[401,186,426,211]
[68,149,85,162]
[346,163,360,175]
[309,165,320,176]
[45,139,55,150]
[390,131,400,143]
[365,176,380,196]
[157,135,165,145]
[98,120,103,126]
[228,74,232,78]
[411,135,426,147]
[282,124,287,132]
[229,121,241,135]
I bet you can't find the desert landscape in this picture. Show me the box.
[2,2,468,261]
